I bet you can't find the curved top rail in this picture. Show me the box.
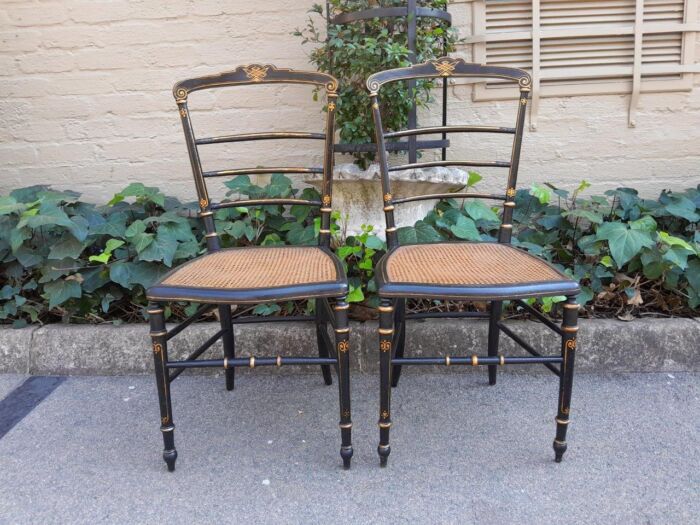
[173,64,338,102]
[366,57,531,93]
[330,7,451,25]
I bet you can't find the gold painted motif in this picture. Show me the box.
[328,101,336,112]
[342,409,350,418]
[383,193,392,202]
[506,187,516,198]
[243,65,269,82]
[433,59,457,77]
[153,343,162,354]
[179,108,187,117]
[322,194,331,206]
[338,340,350,353]
[566,338,577,350]
[199,198,208,208]
[520,98,528,106]
[161,416,169,424]
[380,340,391,352]
[381,410,389,419]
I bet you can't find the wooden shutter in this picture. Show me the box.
[470,0,698,126]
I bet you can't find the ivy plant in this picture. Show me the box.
[295,0,459,167]
[1,179,697,327]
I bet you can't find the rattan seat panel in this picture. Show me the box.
[161,247,338,290]
[385,243,566,286]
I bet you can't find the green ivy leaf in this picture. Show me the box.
[253,303,281,316]
[138,232,178,267]
[397,221,442,244]
[658,231,696,253]
[130,232,155,253]
[44,278,82,309]
[596,222,655,267]
[48,236,86,260]
[530,183,552,205]
[664,195,699,222]
[464,201,500,223]
[347,285,364,303]
[88,238,125,263]
[0,196,24,215]
[224,175,252,194]
[467,171,482,188]
[450,215,481,241]
[364,235,385,250]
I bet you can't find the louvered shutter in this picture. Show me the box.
[472,0,696,104]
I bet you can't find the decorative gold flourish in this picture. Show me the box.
[342,409,350,418]
[179,107,187,117]
[433,59,457,77]
[380,340,391,352]
[566,338,577,350]
[381,410,389,419]
[153,343,162,354]
[326,79,339,93]
[174,88,187,102]
[520,98,528,106]
[199,198,208,208]
[338,340,349,353]
[322,194,331,207]
[383,193,392,202]
[506,187,516,198]
[328,101,336,112]
[161,416,169,424]
[243,65,269,82]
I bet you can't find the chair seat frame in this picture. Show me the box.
[367,58,580,467]
[148,65,352,472]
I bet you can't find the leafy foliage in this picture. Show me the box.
[294,0,459,167]
[396,181,700,315]
[1,179,697,327]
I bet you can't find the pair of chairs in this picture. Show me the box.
[146,58,579,472]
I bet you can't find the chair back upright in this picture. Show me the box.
[173,64,339,252]
[366,58,531,250]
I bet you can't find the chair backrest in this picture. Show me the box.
[366,57,531,250]
[173,64,339,251]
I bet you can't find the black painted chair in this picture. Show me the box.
[367,58,580,466]
[147,65,353,471]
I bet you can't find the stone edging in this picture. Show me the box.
[1,318,698,376]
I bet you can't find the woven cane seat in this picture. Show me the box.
[147,246,347,303]
[375,242,579,300]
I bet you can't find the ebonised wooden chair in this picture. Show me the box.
[146,65,353,471]
[367,58,580,466]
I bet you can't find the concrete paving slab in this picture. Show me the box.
[0,372,697,524]
[0,374,26,400]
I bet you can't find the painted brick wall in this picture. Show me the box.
[1,0,698,204]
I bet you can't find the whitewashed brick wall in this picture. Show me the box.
[1,0,698,204]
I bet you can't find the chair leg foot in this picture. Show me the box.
[341,446,353,470]
[553,440,567,463]
[163,448,178,472]
[378,445,390,467]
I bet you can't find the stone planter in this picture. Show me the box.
[305,163,470,236]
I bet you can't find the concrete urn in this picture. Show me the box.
[305,163,470,237]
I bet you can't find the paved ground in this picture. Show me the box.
[0,371,698,524]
